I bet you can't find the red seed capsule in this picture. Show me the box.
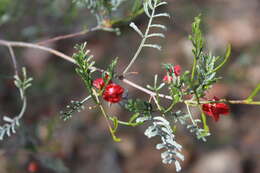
[163,75,173,84]
[174,65,181,76]
[102,83,124,103]
[93,78,105,90]
[202,97,229,122]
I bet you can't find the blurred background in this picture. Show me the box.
[0,0,260,172]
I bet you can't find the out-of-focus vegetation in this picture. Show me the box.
[0,0,260,173]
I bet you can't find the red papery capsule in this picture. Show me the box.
[163,75,173,84]
[93,78,105,90]
[93,75,111,90]
[202,96,229,122]
[174,65,181,76]
[102,83,124,103]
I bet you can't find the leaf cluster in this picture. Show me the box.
[188,15,231,97]
[60,100,85,121]
[129,0,169,51]
[73,43,97,101]
[123,99,153,115]
[72,0,126,26]
[143,116,184,172]
[173,111,210,142]
[0,67,32,140]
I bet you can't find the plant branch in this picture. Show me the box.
[7,45,18,76]
[123,0,158,74]
[187,99,260,106]
[1,40,260,107]
[36,26,102,45]
[0,40,76,64]
[37,30,89,45]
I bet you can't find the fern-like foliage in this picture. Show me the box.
[73,43,97,100]
[60,96,91,121]
[0,67,32,140]
[123,0,169,74]
[137,116,184,172]
[173,111,210,142]
[73,0,125,10]
[188,15,231,97]
[130,0,169,50]
[73,0,126,26]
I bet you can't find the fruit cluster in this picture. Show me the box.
[163,65,182,83]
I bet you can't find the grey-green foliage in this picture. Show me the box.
[78,0,125,10]
[60,100,85,121]
[73,0,125,10]
[59,43,97,121]
[195,53,220,97]
[137,116,184,172]
[123,99,153,115]
[73,42,97,100]
[0,67,32,140]
[188,15,231,97]
[129,0,169,51]
[73,0,126,25]
[173,111,210,142]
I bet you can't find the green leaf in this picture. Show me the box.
[246,82,260,101]
[212,44,231,72]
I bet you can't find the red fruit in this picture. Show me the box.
[102,83,124,103]
[27,162,39,173]
[174,65,181,76]
[202,97,229,122]
[163,75,173,84]
[93,76,111,90]
[93,78,105,90]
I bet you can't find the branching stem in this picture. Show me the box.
[123,0,158,74]
[1,40,259,107]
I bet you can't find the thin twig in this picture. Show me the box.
[36,26,100,45]
[185,104,196,125]
[122,78,172,100]
[0,40,76,64]
[187,99,260,105]
[37,30,89,45]
[7,45,18,76]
